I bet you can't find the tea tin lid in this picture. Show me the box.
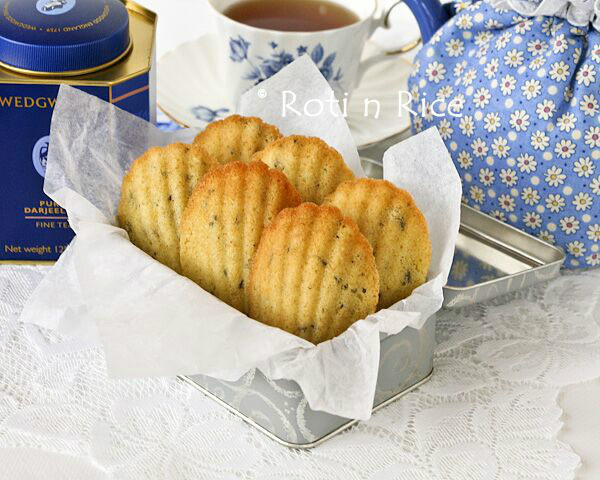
[0,0,131,76]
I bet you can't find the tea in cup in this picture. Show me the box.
[208,0,410,101]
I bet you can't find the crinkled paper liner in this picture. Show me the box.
[20,56,462,420]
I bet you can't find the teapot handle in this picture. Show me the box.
[355,0,452,87]
[386,0,452,44]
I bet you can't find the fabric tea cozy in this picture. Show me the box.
[408,0,600,268]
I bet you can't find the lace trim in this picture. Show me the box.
[491,0,600,30]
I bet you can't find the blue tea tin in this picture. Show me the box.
[0,0,156,262]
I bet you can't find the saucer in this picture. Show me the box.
[157,34,414,148]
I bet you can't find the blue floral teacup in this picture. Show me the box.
[208,0,410,102]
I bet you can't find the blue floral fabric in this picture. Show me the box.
[408,0,600,268]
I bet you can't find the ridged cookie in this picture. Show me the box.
[193,115,282,165]
[118,142,216,272]
[248,203,379,344]
[324,178,432,309]
[180,161,302,313]
[252,135,355,204]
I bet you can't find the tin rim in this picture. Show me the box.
[0,39,133,78]
[0,260,56,266]
[444,204,566,295]
[179,368,433,449]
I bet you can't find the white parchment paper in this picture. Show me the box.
[20,56,462,420]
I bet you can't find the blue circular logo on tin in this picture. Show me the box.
[32,135,50,178]
[36,0,76,15]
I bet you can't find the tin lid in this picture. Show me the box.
[0,0,131,76]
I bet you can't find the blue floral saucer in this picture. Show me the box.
[157,33,414,148]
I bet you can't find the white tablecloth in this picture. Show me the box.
[1,1,599,478]
[1,265,599,479]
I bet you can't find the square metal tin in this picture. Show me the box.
[181,315,435,449]
[443,204,565,308]
[181,157,564,448]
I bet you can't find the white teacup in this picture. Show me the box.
[208,0,410,102]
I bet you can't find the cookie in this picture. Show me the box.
[324,178,431,308]
[248,203,379,344]
[253,135,355,204]
[180,161,302,313]
[193,115,282,165]
[118,142,216,272]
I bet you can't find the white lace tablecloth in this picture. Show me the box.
[1,265,599,479]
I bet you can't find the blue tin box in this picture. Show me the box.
[0,0,156,263]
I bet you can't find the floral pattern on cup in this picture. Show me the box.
[190,105,230,124]
[229,35,344,90]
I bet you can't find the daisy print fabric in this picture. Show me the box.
[408,0,600,268]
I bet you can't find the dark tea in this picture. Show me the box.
[223,0,360,32]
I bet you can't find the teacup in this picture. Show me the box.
[207,0,411,102]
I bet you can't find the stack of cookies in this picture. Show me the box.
[118,115,432,344]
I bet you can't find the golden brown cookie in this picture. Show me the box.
[118,142,216,272]
[193,115,282,165]
[324,178,431,308]
[248,203,379,344]
[252,135,355,204]
[180,161,302,313]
